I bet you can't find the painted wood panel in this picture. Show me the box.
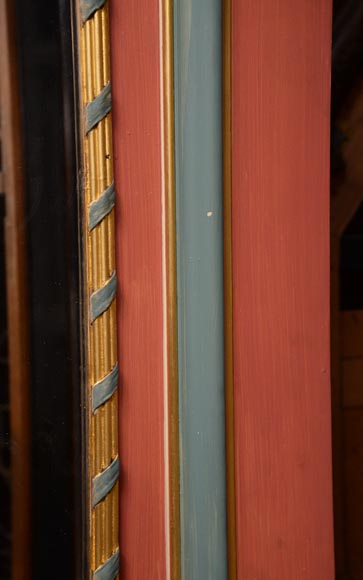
[174,2,228,579]
[110,3,167,578]
[231,0,335,577]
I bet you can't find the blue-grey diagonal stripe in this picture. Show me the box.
[80,0,107,24]
[85,82,111,135]
[90,270,117,323]
[92,456,119,508]
[89,181,115,231]
[92,363,119,413]
[93,548,120,580]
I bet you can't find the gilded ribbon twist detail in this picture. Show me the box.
[78,0,119,578]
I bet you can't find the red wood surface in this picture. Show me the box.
[110,3,167,578]
[231,1,335,578]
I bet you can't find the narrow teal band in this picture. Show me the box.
[89,181,115,231]
[92,456,119,508]
[92,363,119,413]
[80,0,107,24]
[93,548,120,580]
[85,82,111,135]
[90,270,117,323]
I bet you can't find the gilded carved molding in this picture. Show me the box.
[77,0,119,577]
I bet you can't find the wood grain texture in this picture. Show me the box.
[231,1,335,578]
[0,2,30,578]
[110,2,167,578]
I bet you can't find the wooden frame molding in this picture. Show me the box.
[231,0,335,577]
[174,1,228,577]
[0,2,31,578]
[76,1,119,577]
[110,0,180,577]
[223,1,237,578]
[161,0,182,577]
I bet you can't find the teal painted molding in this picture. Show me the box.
[174,2,228,579]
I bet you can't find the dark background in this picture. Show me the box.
[13,0,85,577]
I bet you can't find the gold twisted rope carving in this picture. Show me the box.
[78,1,119,577]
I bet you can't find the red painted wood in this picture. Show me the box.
[231,1,335,578]
[110,3,167,578]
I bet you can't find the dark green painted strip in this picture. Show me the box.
[174,2,228,579]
